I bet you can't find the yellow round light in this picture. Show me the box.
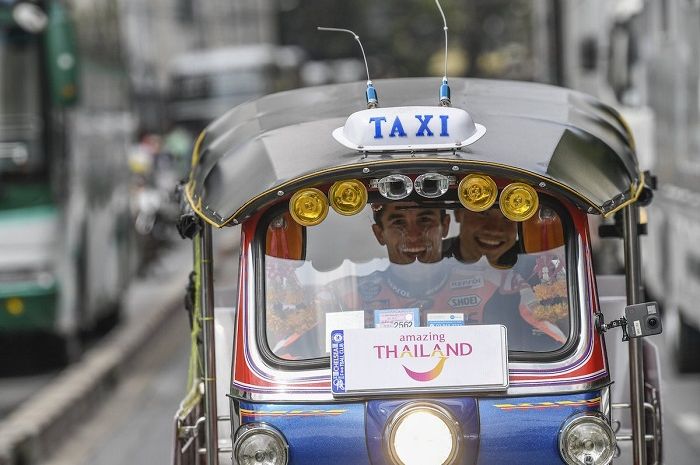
[458,174,498,212]
[289,188,329,226]
[6,298,24,316]
[329,179,367,216]
[499,183,539,221]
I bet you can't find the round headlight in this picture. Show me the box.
[499,182,539,221]
[375,174,413,200]
[289,188,329,226]
[329,179,367,216]
[558,413,616,465]
[458,174,498,212]
[234,423,289,465]
[414,173,451,198]
[385,402,460,465]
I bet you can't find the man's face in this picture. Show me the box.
[455,207,517,264]
[372,203,450,264]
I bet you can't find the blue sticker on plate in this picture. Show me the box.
[331,330,346,394]
[426,313,465,327]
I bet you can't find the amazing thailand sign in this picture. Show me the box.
[330,325,508,396]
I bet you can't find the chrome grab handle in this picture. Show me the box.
[611,390,662,464]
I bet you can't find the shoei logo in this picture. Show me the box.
[448,294,482,308]
[332,106,486,153]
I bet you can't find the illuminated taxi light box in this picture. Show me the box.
[330,325,508,396]
[332,106,486,152]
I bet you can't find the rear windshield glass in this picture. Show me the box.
[263,200,571,361]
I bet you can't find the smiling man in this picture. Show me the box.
[371,202,450,264]
[448,207,518,266]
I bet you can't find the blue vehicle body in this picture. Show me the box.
[239,392,600,465]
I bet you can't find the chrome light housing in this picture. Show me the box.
[234,423,289,465]
[385,402,460,465]
[373,174,413,200]
[414,173,452,198]
[558,413,616,465]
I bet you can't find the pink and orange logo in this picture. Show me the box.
[403,356,448,382]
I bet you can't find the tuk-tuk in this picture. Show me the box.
[173,76,662,465]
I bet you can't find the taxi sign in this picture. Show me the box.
[330,325,508,396]
[332,106,486,152]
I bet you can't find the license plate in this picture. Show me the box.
[330,325,508,396]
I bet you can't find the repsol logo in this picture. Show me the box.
[450,276,484,290]
[448,294,482,308]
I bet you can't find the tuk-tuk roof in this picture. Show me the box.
[186,78,642,227]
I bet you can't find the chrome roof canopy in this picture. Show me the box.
[186,77,642,227]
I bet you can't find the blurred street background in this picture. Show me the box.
[1,0,700,464]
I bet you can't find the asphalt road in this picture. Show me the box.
[37,230,240,465]
[44,297,190,465]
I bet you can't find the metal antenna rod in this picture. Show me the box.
[434,0,451,106]
[318,27,371,82]
[435,0,448,81]
[318,27,378,108]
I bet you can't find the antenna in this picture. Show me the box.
[318,27,378,108]
[434,0,451,106]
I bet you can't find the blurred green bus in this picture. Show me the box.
[0,0,133,365]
